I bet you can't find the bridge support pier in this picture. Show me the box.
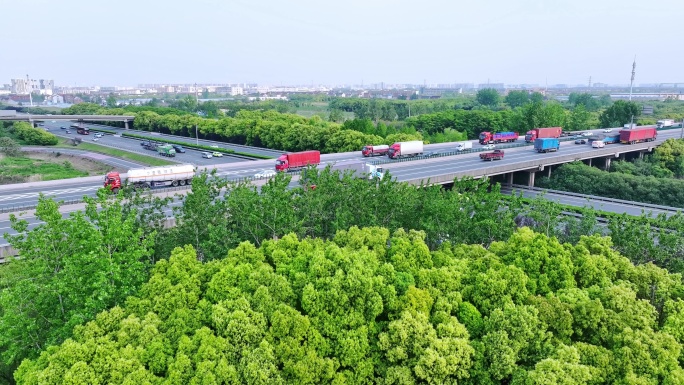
[605,157,612,170]
[639,151,644,159]
[528,171,536,187]
[124,121,130,129]
[587,158,592,167]
[547,166,552,178]
[507,173,513,186]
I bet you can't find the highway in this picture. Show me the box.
[40,121,245,166]
[56,121,284,158]
[1,126,678,213]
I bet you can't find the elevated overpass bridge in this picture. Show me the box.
[0,114,135,128]
[377,128,679,187]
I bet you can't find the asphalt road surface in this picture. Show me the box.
[40,121,247,166]
[68,122,283,158]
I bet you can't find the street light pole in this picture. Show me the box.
[195,83,199,145]
[26,74,33,126]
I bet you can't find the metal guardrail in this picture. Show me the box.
[506,184,683,213]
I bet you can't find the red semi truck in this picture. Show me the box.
[525,127,562,143]
[620,127,657,144]
[479,131,518,145]
[275,150,321,172]
[361,144,389,157]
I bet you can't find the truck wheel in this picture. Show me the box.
[187,179,192,185]
[179,180,186,186]
[143,183,151,189]
[172,180,179,187]
[112,187,119,194]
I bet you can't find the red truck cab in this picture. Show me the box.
[525,127,562,143]
[361,144,389,157]
[104,172,122,193]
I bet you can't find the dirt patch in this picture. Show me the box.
[0,152,120,185]
[25,152,117,175]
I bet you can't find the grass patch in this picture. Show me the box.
[55,140,175,167]
[0,154,89,184]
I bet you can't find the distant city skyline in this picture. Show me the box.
[1,0,681,86]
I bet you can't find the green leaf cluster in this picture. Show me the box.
[14,227,684,384]
[11,122,58,146]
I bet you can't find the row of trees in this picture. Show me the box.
[64,104,424,153]
[11,224,684,383]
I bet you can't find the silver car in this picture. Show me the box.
[201,152,213,159]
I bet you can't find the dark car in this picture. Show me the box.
[574,139,586,144]
[172,145,186,153]
[60,126,66,129]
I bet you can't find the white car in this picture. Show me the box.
[254,169,277,178]
[92,137,99,142]
[602,128,613,133]
[482,144,496,150]
[94,133,103,138]
[201,152,213,159]
[592,140,605,148]
[583,132,593,136]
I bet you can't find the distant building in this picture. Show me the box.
[10,78,54,95]
[49,94,65,104]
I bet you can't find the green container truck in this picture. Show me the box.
[158,144,177,157]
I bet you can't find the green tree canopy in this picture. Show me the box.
[599,100,640,128]
[476,88,501,107]
[14,227,684,384]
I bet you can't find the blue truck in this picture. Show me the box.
[534,138,560,153]
[601,134,621,144]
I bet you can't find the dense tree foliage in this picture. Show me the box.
[599,100,640,128]
[8,122,58,146]
[0,190,169,381]
[504,90,531,108]
[476,88,501,107]
[4,166,684,383]
[537,161,684,208]
[14,227,684,384]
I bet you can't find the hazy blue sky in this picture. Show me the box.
[2,0,681,86]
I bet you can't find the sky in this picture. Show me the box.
[1,0,682,87]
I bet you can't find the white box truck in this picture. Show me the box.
[319,160,384,180]
[455,141,473,151]
[388,141,424,159]
[657,119,675,129]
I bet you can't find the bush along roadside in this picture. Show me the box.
[88,128,274,159]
